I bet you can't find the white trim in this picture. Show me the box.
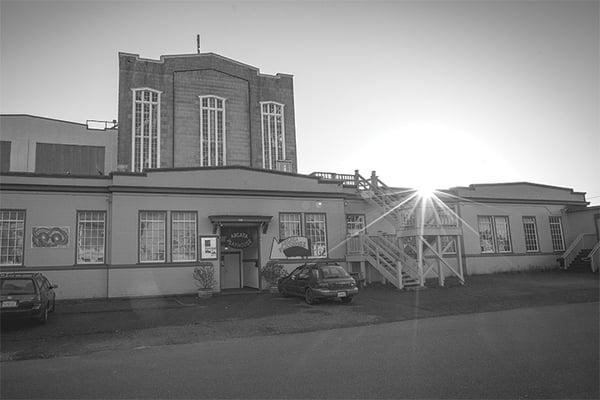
[260,101,286,170]
[198,95,227,167]
[131,88,162,172]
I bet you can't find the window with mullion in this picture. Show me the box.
[305,213,327,258]
[199,96,226,166]
[345,214,365,236]
[549,216,565,251]
[261,102,285,170]
[171,211,197,262]
[132,88,160,172]
[139,211,166,263]
[522,216,539,252]
[0,210,25,266]
[76,211,106,264]
[279,213,302,239]
[478,215,512,253]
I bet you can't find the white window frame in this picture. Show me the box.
[346,214,366,236]
[199,95,227,166]
[305,213,328,258]
[171,211,197,262]
[260,101,286,170]
[522,216,539,253]
[76,211,106,264]
[549,216,565,252]
[478,215,512,254]
[0,209,25,266]
[131,88,162,172]
[139,211,167,263]
[279,212,302,240]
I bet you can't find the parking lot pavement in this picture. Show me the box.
[1,270,598,361]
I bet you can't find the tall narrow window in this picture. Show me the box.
[279,213,302,239]
[171,211,197,262]
[305,213,327,258]
[261,102,285,170]
[522,216,539,252]
[76,211,106,264]
[199,96,226,166]
[549,216,565,252]
[0,210,25,266]
[478,215,512,253]
[131,88,161,172]
[139,211,166,263]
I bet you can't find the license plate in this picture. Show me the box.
[2,301,17,308]
[337,292,346,298]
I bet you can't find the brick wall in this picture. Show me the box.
[118,53,297,172]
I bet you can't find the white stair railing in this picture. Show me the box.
[584,241,600,272]
[562,234,597,269]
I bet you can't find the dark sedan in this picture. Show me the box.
[1,272,57,323]
[278,263,359,304]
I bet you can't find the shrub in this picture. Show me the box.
[193,264,216,289]
[260,262,286,286]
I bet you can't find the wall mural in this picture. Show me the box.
[32,227,70,248]
[270,236,311,259]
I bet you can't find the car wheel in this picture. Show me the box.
[38,305,48,324]
[341,297,353,304]
[305,288,317,305]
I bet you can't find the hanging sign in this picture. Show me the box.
[226,232,253,249]
[270,236,311,259]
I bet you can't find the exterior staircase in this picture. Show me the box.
[567,248,592,272]
[361,234,420,288]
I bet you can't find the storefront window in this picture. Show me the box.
[139,211,166,262]
[171,211,197,262]
[76,211,106,264]
[0,210,25,266]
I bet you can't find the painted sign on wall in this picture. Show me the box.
[32,227,70,248]
[270,236,311,259]
[200,236,219,260]
[225,232,253,249]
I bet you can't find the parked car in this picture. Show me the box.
[0,272,57,323]
[277,263,359,304]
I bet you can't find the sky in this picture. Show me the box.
[1,0,598,204]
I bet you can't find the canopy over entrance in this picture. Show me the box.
[208,215,273,234]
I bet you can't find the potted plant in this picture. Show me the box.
[260,262,286,294]
[193,263,216,299]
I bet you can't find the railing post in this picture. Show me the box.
[397,260,403,290]
[370,171,378,188]
[354,170,359,187]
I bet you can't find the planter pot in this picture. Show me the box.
[197,288,213,299]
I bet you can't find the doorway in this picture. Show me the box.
[221,251,242,289]
[220,225,261,289]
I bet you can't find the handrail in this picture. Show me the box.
[584,241,600,272]
[562,233,596,269]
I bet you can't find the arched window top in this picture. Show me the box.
[132,88,162,104]
[199,95,226,110]
[260,101,284,115]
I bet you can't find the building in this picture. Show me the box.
[1,49,598,300]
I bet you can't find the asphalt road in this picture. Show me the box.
[2,302,598,399]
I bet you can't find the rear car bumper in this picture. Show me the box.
[313,287,359,299]
[0,306,43,319]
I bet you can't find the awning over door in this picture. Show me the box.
[208,215,273,234]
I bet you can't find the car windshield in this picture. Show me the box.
[0,279,36,295]
[318,265,350,279]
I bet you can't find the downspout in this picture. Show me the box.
[106,191,113,299]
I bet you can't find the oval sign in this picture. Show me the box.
[226,232,253,249]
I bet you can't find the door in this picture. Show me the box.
[221,252,242,289]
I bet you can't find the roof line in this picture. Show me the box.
[0,114,117,131]
[450,181,585,195]
[119,52,292,78]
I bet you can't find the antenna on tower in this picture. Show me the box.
[196,35,200,54]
